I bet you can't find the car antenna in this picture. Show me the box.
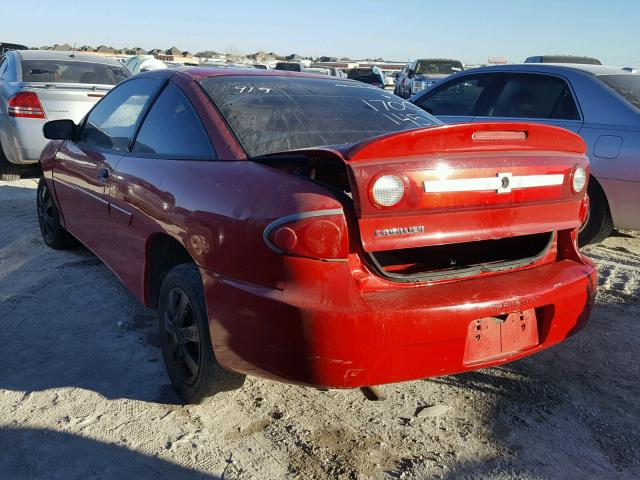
[71,42,76,58]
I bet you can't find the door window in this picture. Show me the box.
[132,83,215,159]
[79,77,163,153]
[414,75,492,116]
[480,74,580,120]
[0,57,7,79]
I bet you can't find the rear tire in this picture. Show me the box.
[36,178,77,249]
[0,146,20,181]
[158,263,245,404]
[579,178,614,247]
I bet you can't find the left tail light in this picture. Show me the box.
[8,91,46,119]
[264,210,348,260]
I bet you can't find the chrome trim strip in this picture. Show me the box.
[424,173,564,194]
[262,208,346,262]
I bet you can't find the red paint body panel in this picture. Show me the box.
[39,70,597,390]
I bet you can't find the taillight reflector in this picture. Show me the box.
[472,130,527,142]
[8,91,46,119]
[264,209,348,260]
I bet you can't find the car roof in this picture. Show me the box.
[14,50,124,66]
[461,63,636,77]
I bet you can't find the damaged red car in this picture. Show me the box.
[38,69,596,403]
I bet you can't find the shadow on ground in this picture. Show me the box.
[0,427,217,479]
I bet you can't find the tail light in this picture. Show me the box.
[264,209,348,260]
[8,91,46,119]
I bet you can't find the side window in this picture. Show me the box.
[481,74,580,120]
[132,83,215,159]
[79,77,163,153]
[414,75,491,116]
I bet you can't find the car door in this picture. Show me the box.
[53,77,164,261]
[474,73,584,133]
[107,81,217,298]
[412,73,496,124]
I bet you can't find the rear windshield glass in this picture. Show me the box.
[21,60,130,85]
[598,75,640,110]
[348,70,382,84]
[415,60,463,75]
[198,76,440,157]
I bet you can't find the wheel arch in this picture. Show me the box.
[145,232,196,308]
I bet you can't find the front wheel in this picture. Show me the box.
[578,179,614,247]
[36,178,76,249]
[158,263,245,404]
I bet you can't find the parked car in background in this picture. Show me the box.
[309,65,346,77]
[303,67,331,76]
[524,55,601,65]
[274,61,302,72]
[125,55,167,74]
[395,59,464,98]
[347,66,385,88]
[0,50,130,179]
[411,63,640,245]
[37,67,595,403]
[382,70,396,88]
[394,64,411,97]
[0,42,27,54]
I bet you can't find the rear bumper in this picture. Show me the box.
[0,115,47,164]
[202,257,596,389]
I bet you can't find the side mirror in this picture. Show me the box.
[408,70,414,78]
[43,119,76,140]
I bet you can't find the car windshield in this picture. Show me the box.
[415,60,463,75]
[21,60,130,85]
[598,75,640,110]
[198,76,440,157]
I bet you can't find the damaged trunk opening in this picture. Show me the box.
[369,232,555,282]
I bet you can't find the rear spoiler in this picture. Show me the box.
[345,122,586,162]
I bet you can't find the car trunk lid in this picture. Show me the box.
[343,122,588,253]
[19,82,111,122]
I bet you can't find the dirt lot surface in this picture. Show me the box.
[1,178,638,479]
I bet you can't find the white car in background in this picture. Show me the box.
[0,50,130,179]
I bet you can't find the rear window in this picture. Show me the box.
[21,60,130,85]
[198,76,440,157]
[348,70,382,84]
[598,75,640,110]
[415,60,463,75]
[274,63,301,72]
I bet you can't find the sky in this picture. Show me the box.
[3,0,639,66]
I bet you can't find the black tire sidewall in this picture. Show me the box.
[37,178,72,250]
[158,264,221,404]
[579,180,614,247]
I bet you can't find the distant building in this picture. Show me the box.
[95,45,115,54]
[50,43,73,51]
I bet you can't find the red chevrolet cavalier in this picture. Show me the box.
[37,68,596,403]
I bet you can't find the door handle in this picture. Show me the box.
[97,167,109,181]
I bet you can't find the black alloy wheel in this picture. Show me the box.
[36,178,76,249]
[158,263,245,404]
[161,286,202,385]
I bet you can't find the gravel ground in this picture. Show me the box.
[1,178,638,479]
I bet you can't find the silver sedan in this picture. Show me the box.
[410,64,640,246]
[0,50,130,179]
